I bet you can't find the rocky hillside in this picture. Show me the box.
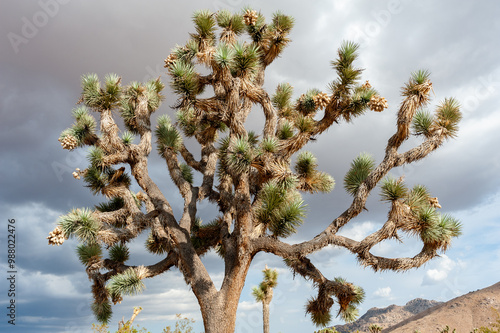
[331,281,500,333]
[334,298,441,333]
[384,281,500,332]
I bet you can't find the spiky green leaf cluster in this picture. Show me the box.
[156,115,182,153]
[255,180,306,238]
[339,304,360,323]
[170,60,202,98]
[121,131,135,145]
[412,109,433,137]
[252,285,265,302]
[216,136,232,181]
[95,197,125,213]
[270,11,294,34]
[119,84,140,133]
[173,41,199,64]
[87,146,105,168]
[243,7,267,42]
[179,163,194,184]
[380,177,408,201]
[272,82,294,111]
[176,107,199,137]
[145,78,165,111]
[91,300,112,324]
[343,153,375,196]
[81,73,121,110]
[120,80,164,133]
[214,42,236,68]
[145,232,171,255]
[343,85,378,121]
[330,41,362,97]
[109,243,130,263]
[406,184,431,210]
[247,131,259,146]
[434,97,462,139]
[420,213,462,251]
[296,89,320,115]
[191,10,216,42]
[252,266,279,302]
[216,10,245,35]
[71,106,97,143]
[84,166,131,195]
[84,166,108,194]
[277,120,294,140]
[295,114,316,133]
[59,208,99,244]
[103,73,121,103]
[81,73,102,108]
[379,181,462,251]
[305,297,332,327]
[226,136,255,174]
[411,69,431,85]
[190,218,221,252]
[260,137,279,153]
[262,11,295,61]
[402,69,432,98]
[58,106,98,147]
[76,243,102,266]
[295,152,317,178]
[232,42,261,78]
[107,267,145,297]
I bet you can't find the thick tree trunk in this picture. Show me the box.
[198,253,253,333]
[199,286,246,333]
[196,267,249,332]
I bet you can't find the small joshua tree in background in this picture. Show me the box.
[49,7,463,332]
[252,265,279,333]
[369,324,383,333]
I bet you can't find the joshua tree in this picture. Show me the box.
[252,265,278,333]
[48,7,463,333]
[369,324,383,333]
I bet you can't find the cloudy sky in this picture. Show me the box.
[1,0,500,332]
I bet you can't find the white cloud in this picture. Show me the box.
[425,269,448,282]
[18,269,87,300]
[422,255,459,285]
[338,221,377,241]
[374,286,392,298]
[238,300,260,312]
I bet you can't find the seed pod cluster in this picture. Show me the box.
[368,95,388,112]
[47,226,66,246]
[164,54,177,68]
[243,9,258,26]
[72,168,86,180]
[428,197,442,209]
[362,80,372,89]
[313,92,331,109]
[59,135,78,150]
[112,294,123,305]
[136,191,147,202]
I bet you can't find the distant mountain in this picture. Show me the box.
[334,298,441,333]
[331,281,500,333]
[384,281,500,332]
